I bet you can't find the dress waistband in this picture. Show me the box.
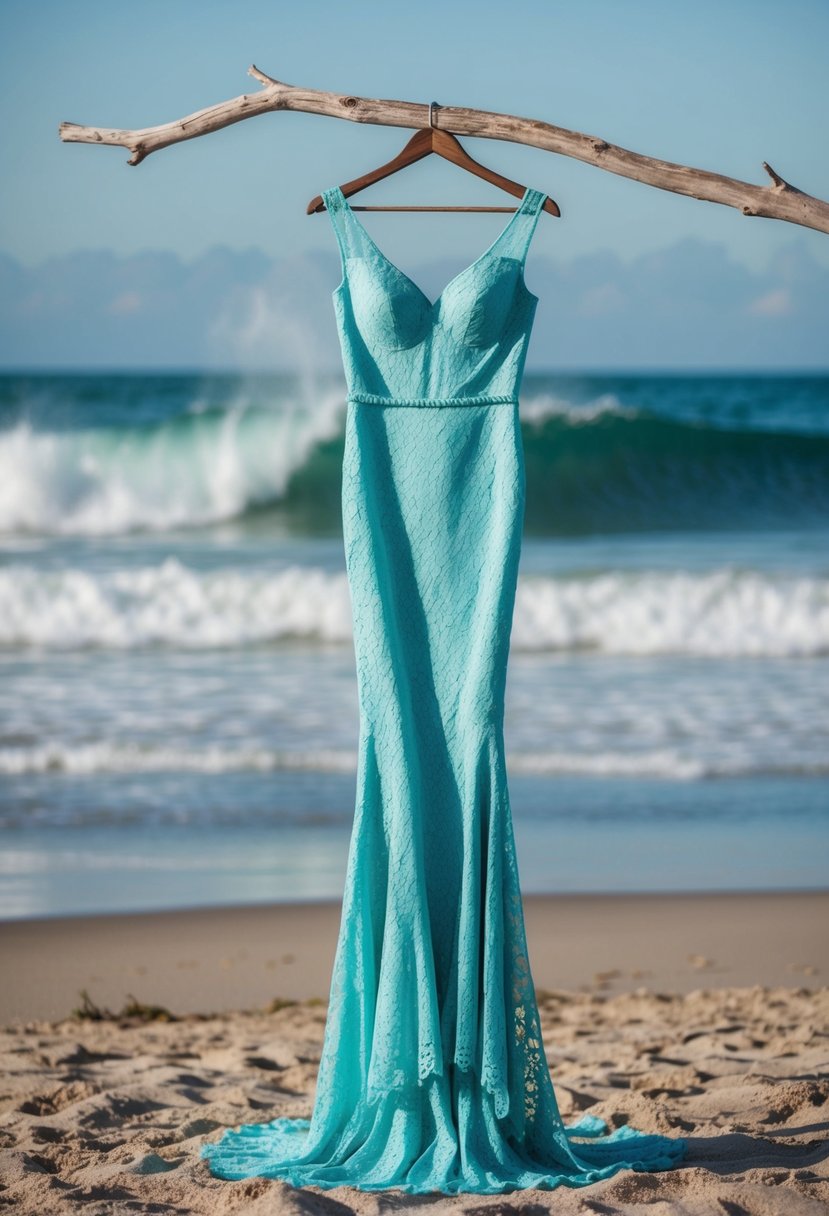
[347,391,518,408]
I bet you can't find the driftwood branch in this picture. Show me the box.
[59,67,829,235]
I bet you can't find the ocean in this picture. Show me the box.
[1,369,827,918]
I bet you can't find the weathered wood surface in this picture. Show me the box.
[59,66,829,234]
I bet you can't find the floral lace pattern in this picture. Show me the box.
[199,185,689,1194]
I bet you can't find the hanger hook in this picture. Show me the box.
[428,100,439,129]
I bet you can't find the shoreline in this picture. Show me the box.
[3,888,826,1025]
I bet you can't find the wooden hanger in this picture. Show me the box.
[307,100,561,217]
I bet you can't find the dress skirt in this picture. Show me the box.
[200,399,688,1194]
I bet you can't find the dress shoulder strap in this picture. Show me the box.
[496,188,547,263]
[321,186,365,262]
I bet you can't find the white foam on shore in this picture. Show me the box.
[2,738,826,780]
[1,559,827,657]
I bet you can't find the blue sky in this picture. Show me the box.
[3,0,828,270]
[1,0,827,368]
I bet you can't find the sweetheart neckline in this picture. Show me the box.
[331,184,534,310]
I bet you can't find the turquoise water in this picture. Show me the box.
[1,370,827,917]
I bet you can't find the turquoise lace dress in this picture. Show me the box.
[200,184,689,1194]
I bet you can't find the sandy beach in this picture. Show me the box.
[1,890,827,1213]
[2,890,828,1023]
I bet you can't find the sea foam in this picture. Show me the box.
[1,559,826,657]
